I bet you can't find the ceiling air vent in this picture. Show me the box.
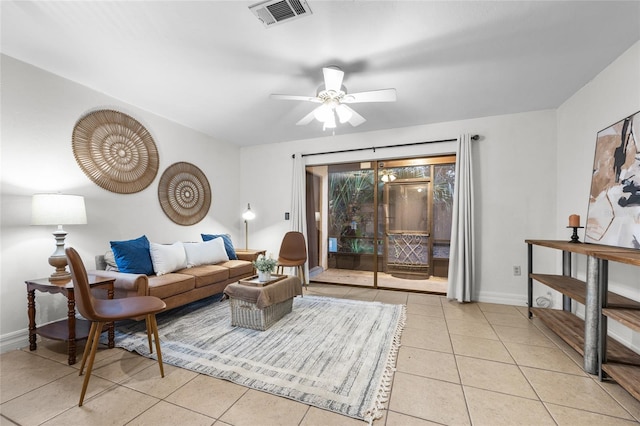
[249,0,312,28]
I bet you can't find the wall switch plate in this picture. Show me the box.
[285,212,290,220]
[513,265,521,276]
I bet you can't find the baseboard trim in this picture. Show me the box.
[475,290,528,307]
[0,328,29,353]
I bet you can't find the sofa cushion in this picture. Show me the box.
[220,259,254,278]
[110,235,154,275]
[147,273,195,299]
[201,233,238,260]
[104,249,119,272]
[149,242,187,275]
[178,264,230,288]
[183,238,229,267]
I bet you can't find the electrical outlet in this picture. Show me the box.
[513,265,521,276]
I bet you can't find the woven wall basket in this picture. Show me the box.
[72,109,159,194]
[158,162,211,225]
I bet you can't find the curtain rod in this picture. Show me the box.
[292,134,479,158]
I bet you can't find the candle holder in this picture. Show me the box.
[567,226,584,243]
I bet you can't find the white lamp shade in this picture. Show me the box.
[31,194,87,226]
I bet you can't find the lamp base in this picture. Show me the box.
[48,254,71,282]
[48,227,70,282]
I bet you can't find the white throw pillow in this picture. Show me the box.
[104,249,119,272]
[183,238,229,267]
[149,242,187,275]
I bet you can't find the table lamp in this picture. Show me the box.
[242,203,256,249]
[31,194,87,281]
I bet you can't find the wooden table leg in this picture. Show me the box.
[107,284,114,348]
[67,289,77,365]
[27,289,37,351]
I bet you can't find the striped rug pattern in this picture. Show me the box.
[108,295,405,422]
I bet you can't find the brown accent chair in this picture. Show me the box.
[66,247,166,406]
[275,231,308,287]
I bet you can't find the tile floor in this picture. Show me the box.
[2,284,640,425]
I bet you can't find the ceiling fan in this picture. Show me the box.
[270,66,396,130]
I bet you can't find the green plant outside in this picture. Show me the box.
[327,163,455,256]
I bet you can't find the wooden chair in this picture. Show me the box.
[65,247,166,406]
[275,231,308,287]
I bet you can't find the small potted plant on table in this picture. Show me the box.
[253,254,277,282]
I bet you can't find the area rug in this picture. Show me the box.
[106,295,405,423]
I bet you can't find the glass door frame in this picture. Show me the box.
[382,178,432,278]
[307,154,456,290]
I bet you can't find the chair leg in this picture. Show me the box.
[79,321,104,406]
[298,265,307,287]
[145,316,153,354]
[148,314,165,378]
[79,321,98,376]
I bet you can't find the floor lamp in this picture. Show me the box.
[242,203,255,249]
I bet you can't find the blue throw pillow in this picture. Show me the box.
[110,235,154,275]
[201,233,237,260]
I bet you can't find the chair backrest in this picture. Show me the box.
[278,231,307,262]
[66,247,99,321]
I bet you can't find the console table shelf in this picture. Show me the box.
[601,363,640,401]
[531,307,640,366]
[603,308,640,330]
[529,274,587,304]
[530,307,585,355]
[526,239,640,403]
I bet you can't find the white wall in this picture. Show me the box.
[240,110,559,306]
[0,55,243,350]
[556,41,640,349]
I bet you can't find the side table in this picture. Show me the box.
[235,248,267,262]
[25,275,115,365]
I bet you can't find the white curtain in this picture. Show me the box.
[291,153,309,279]
[447,134,475,302]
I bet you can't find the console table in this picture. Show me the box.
[526,240,640,385]
[26,275,115,365]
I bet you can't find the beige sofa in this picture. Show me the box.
[90,240,259,311]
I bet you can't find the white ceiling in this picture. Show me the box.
[2,1,639,146]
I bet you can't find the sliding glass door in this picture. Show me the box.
[307,155,455,292]
[326,163,377,287]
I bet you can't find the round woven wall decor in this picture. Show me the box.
[72,109,159,194]
[158,162,211,225]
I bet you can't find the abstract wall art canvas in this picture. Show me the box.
[585,111,640,249]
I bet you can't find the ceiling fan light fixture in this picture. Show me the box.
[270,66,396,130]
[323,111,336,130]
[335,104,352,123]
[313,104,331,122]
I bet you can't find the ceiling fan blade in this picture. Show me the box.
[341,105,366,127]
[323,66,344,92]
[270,94,320,102]
[342,89,397,103]
[296,109,317,126]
